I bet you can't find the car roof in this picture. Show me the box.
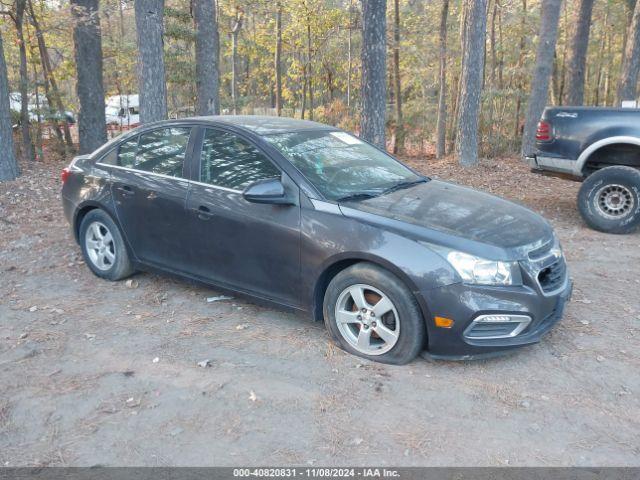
[90,115,341,159]
[180,115,338,135]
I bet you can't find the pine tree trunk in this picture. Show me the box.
[194,0,220,115]
[455,0,487,166]
[15,0,35,161]
[135,0,168,123]
[360,0,387,148]
[435,0,449,159]
[0,30,19,181]
[392,0,403,154]
[617,0,640,103]
[71,0,107,154]
[521,0,562,157]
[275,4,282,116]
[564,0,594,105]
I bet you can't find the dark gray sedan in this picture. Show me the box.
[61,116,572,364]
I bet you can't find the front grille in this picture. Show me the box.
[537,258,567,293]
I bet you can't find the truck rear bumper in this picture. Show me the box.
[526,154,582,178]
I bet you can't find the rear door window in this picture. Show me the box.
[134,127,191,178]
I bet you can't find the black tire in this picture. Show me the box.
[577,166,640,234]
[79,209,135,281]
[323,262,426,365]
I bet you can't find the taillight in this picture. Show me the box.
[61,167,71,183]
[535,120,552,141]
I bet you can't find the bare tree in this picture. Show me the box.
[346,0,354,108]
[392,0,403,153]
[360,0,387,148]
[71,0,107,154]
[563,0,595,105]
[447,0,467,153]
[231,6,243,115]
[12,0,35,161]
[275,3,283,116]
[194,0,220,115]
[455,0,487,166]
[28,0,74,150]
[306,11,314,120]
[618,0,640,104]
[521,0,563,156]
[435,0,449,159]
[0,29,19,181]
[135,0,167,123]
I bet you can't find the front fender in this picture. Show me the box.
[301,205,459,322]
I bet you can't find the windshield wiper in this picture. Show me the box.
[336,192,381,202]
[381,178,428,195]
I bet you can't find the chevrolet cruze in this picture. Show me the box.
[61,116,572,364]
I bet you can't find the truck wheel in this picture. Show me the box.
[578,166,640,234]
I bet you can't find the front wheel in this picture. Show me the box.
[578,166,640,234]
[323,263,426,365]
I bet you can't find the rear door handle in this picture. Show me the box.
[116,185,135,196]
[196,205,214,220]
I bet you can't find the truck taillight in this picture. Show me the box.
[61,167,71,183]
[536,120,552,141]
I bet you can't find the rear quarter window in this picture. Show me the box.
[99,148,118,166]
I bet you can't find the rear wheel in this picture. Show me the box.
[79,209,135,280]
[323,263,425,365]
[578,166,640,234]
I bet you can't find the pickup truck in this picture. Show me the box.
[526,106,640,234]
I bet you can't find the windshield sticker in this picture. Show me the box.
[330,132,363,145]
[556,112,578,118]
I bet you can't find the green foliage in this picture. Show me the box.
[0,0,635,156]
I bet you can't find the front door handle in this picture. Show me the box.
[116,185,135,196]
[196,205,214,220]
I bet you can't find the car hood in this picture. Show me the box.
[338,180,554,261]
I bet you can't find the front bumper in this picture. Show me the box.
[422,278,572,359]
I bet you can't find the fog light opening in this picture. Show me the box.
[464,314,532,340]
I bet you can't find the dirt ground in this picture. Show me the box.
[1,154,639,467]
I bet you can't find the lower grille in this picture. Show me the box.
[465,322,524,339]
[537,258,567,294]
[463,314,532,340]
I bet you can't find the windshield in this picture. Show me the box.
[264,130,424,201]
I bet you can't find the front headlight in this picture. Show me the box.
[427,245,522,286]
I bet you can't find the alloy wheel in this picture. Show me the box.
[84,221,116,271]
[334,283,400,356]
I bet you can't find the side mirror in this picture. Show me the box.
[243,177,294,205]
